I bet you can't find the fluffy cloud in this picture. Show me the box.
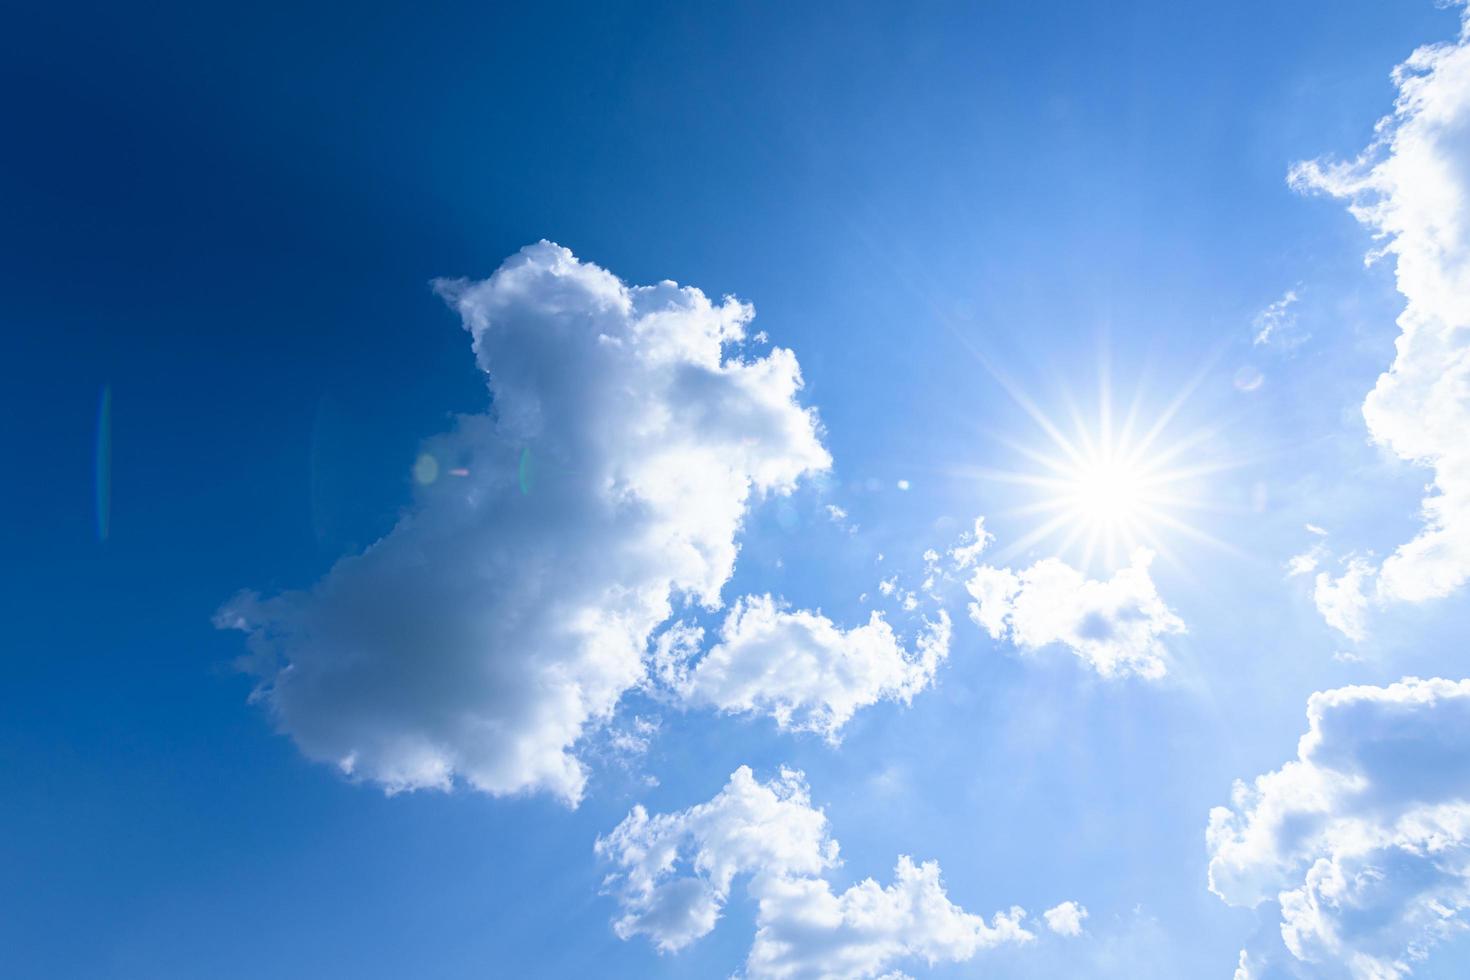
[595,766,837,952]
[1207,677,1470,978]
[659,596,952,741]
[1291,12,1470,621]
[746,857,1032,980]
[597,766,1043,978]
[963,549,1184,680]
[216,242,829,804]
[1042,900,1089,937]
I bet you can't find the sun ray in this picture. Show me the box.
[973,361,1234,571]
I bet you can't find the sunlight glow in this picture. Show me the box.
[1072,457,1146,525]
[961,360,1239,573]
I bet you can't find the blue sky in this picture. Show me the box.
[5,2,1470,977]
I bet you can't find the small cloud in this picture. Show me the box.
[825,503,857,534]
[663,595,953,741]
[964,549,1183,680]
[950,517,994,570]
[896,479,911,491]
[1314,556,1376,642]
[1043,901,1089,937]
[1287,549,1322,577]
[1252,289,1304,348]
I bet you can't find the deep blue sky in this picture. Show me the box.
[4,2,1466,977]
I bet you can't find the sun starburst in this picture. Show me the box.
[960,359,1238,572]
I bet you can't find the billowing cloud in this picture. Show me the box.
[963,549,1184,680]
[658,596,952,741]
[216,242,830,805]
[597,766,1044,979]
[1207,677,1470,978]
[1291,12,1470,624]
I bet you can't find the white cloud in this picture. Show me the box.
[1253,289,1304,348]
[950,517,994,570]
[598,766,1042,978]
[1207,677,1470,978]
[825,504,858,535]
[663,596,953,741]
[747,858,1033,980]
[215,242,830,805]
[1287,551,1321,578]
[1043,900,1089,937]
[963,549,1184,680]
[595,766,837,952]
[1291,13,1470,613]
[1313,558,1376,643]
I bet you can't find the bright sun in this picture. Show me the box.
[960,362,1233,572]
[1069,456,1149,526]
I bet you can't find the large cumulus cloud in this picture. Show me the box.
[1208,677,1470,978]
[216,242,830,804]
[1294,12,1470,631]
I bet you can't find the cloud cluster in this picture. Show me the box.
[1208,677,1470,978]
[597,766,1044,979]
[963,549,1184,680]
[1293,13,1470,628]
[658,596,952,741]
[216,242,830,804]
